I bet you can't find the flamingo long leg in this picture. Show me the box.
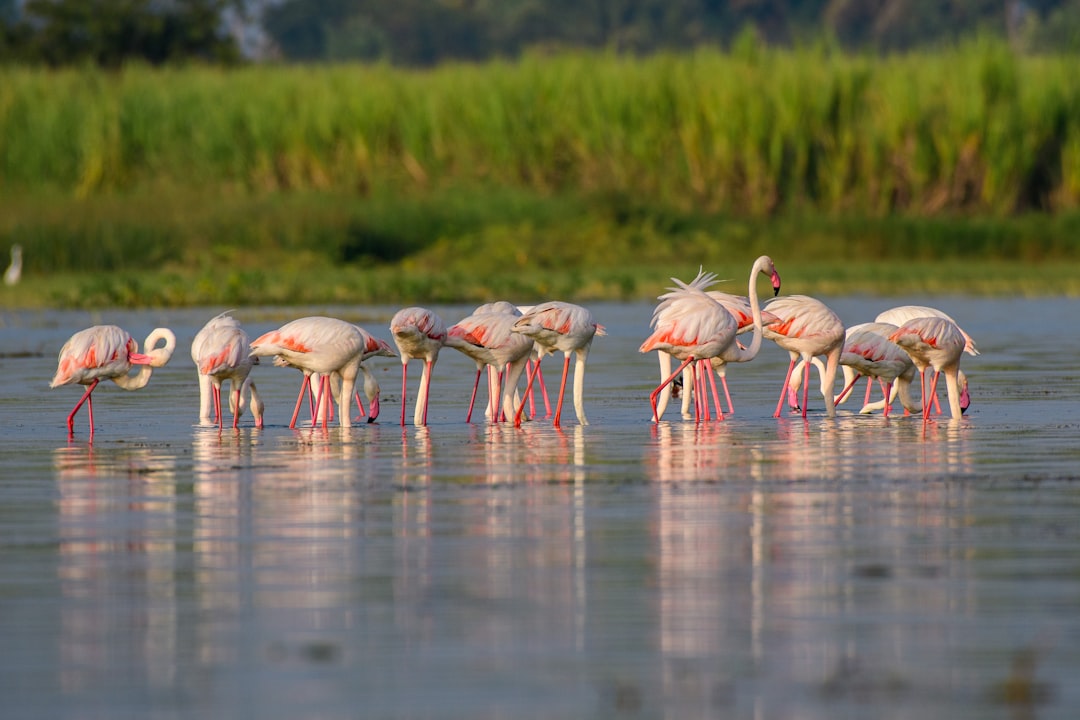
[66,379,99,437]
[720,376,734,415]
[705,360,724,420]
[536,363,552,419]
[553,355,571,428]
[924,370,942,421]
[837,372,863,405]
[86,392,95,439]
[882,379,893,417]
[514,359,543,427]
[863,377,873,406]
[774,358,798,418]
[290,375,311,429]
[419,359,434,426]
[650,355,697,423]
[801,357,811,418]
[465,367,482,423]
[400,362,409,426]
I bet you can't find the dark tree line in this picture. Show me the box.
[0,0,241,66]
[3,0,1080,67]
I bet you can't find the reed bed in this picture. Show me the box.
[3,40,1080,212]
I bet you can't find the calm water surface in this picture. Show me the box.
[2,298,1079,720]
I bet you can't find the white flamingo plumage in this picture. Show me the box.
[512,302,604,427]
[763,294,845,418]
[51,325,177,438]
[446,307,533,423]
[646,256,781,422]
[889,316,970,420]
[836,322,918,417]
[191,312,262,430]
[390,307,447,427]
[249,316,369,429]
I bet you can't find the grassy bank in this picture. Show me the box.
[2,186,1078,308]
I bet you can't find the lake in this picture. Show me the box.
[1,297,1078,720]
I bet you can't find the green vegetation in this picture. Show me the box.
[2,42,1080,307]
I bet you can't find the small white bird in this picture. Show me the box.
[4,244,22,286]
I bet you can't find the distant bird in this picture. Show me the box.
[645,256,781,422]
[889,316,970,420]
[3,244,22,286]
[50,325,177,438]
[390,307,447,427]
[763,294,845,418]
[191,312,262,430]
[446,306,533,423]
[835,322,918,417]
[512,301,605,427]
[250,316,368,429]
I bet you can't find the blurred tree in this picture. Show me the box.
[1,0,241,66]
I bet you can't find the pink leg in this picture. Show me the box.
[720,376,734,415]
[354,391,366,419]
[837,372,862,404]
[650,355,697,423]
[212,384,222,429]
[924,370,942,420]
[536,364,553,419]
[400,363,408,426]
[515,360,543,427]
[705,361,724,420]
[863,377,873,405]
[290,375,310,429]
[553,355,571,428]
[774,359,797,418]
[465,367,482,423]
[67,379,99,437]
[881,379,893,417]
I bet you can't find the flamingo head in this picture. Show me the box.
[958,371,970,414]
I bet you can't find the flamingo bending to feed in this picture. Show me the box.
[645,256,781,422]
[51,325,177,438]
[763,295,845,418]
[250,316,368,429]
[446,307,534,423]
[390,307,447,427]
[835,322,918,417]
[192,312,263,429]
[889,316,970,420]
[512,302,604,427]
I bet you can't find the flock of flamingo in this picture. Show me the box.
[48,255,977,438]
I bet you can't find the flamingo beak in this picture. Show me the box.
[959,382,970,414]
[367,394,380,423]
[771,270,782,297]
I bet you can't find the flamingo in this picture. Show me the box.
[835,322,918,417]
[646,256,781,422]
[191,312,263,430]
[875,304,976,414]
[763,295,845,418]
[249,316,368,429]
[390,307,447,427]
[511,302,605,427]
[654,272,782,419]
[3,244,21,286]
[50,325,177,438]
[889,316,970,420]
[446,307,533,423]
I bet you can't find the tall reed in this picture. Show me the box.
[2,40,1079,214]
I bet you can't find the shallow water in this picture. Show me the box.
[2,298,1079,719]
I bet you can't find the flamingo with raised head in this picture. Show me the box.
[512,302,604,427]
[763,295,845,418]
[446,307,533,423]
[192,312,262,430]
[646,256,781,422]
[390,307,447,427]
[250,316,368,429]
[51,325,177,438]
[889,316,970,420]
